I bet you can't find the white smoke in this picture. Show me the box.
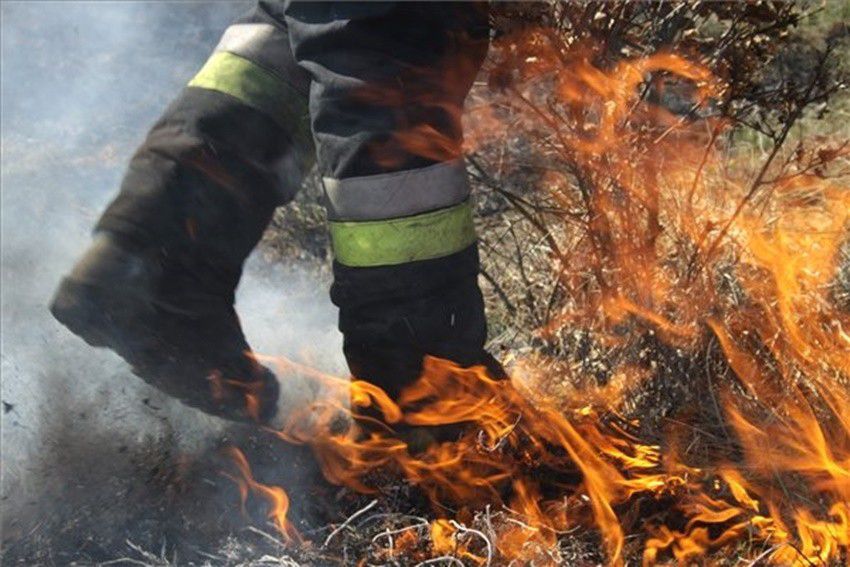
[0,1,342,532]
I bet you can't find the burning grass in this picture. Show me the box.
[4,3,849,566]
[212,10,850,565]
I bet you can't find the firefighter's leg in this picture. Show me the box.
[50,4,313,424]
[283,2,502,421]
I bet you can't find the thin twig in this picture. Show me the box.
[246,526,287,548]
[372,520,430,545]
[745,544,786,566]
[450,520,494,567]
[414,557,465,567]
[322,499,379,548]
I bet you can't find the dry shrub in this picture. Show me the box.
[461,6,850,561]
[469,0,849,411]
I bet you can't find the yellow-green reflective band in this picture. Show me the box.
[188,51,310,145]
[330,201,477,267]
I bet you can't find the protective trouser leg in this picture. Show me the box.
[51,4,314,423]
[283,2,499,404]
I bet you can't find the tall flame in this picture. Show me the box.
[221,34,849,566]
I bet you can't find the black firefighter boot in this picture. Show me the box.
[332,244,507,451]
[50,228,280,424]
[50,14,314,425]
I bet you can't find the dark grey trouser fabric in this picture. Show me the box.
[282,2,489,178]
[283,2,494,398]
[97,3,313,296]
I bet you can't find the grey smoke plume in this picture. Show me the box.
[0,1,342,548]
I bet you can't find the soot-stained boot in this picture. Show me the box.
[51,230,281,423]
[51,6,314,424]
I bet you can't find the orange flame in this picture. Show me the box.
[219,34,849,567]
[222,446,300,543]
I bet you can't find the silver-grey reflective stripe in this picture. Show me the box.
[214,23,295,84]
[322,159,470,221]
